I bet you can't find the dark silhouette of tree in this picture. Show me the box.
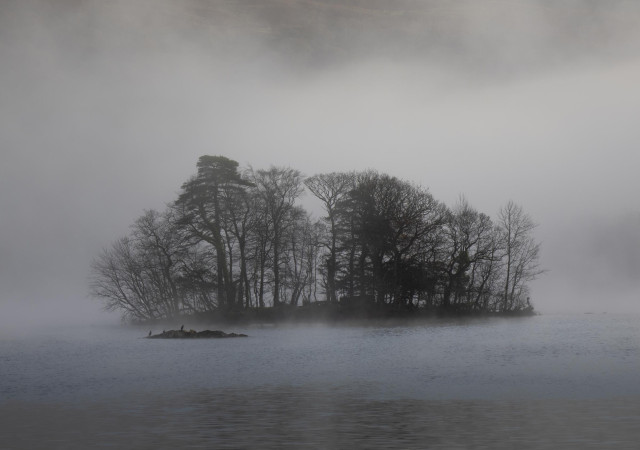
[90,155,543,321]
[342,171,446,305]
[90,210,186,320]
[440,198,497,310]
[175,155,251,310]
[91,237,154,321]
[131,209,184,316]
[497,200,543,311]
[281,206,321,306]
[305,172,353,303]
[250,166,305,306]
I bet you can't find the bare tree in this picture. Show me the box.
[440,197,497,309]
[497,200,543,311]
[91,208,203,320]
[131,209,185,316]
[250,166,305,306]
[90,237,153,321]
[281,206,319,306]
[304,172,353,303]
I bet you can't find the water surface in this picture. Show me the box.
[2,314,639,448]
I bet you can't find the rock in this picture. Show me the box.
[147,329,247,339]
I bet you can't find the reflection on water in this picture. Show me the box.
[5,387,640,449]
[2,314,640,448]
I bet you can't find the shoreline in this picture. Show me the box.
[134,304,537,328]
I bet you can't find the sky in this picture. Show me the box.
[1,0,640,325]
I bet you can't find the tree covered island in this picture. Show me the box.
[90,156,542,323]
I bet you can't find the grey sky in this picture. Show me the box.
[1,0,640,325]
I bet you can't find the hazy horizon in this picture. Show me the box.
[2,0,640,327]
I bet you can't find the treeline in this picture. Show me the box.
[90,155,542,321]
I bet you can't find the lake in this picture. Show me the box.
[1,314,639,448]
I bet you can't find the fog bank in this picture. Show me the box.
[1,0,640,325]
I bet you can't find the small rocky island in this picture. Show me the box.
[147,329,248,339]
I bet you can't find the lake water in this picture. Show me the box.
[1,314,640,449]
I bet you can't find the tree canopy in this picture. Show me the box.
[90,156,542,322]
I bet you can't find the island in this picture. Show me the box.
[91,155,543,325]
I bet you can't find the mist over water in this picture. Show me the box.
[3,4,640,449]
[3,315,640,448]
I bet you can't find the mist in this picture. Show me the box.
[1,0,640,327]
